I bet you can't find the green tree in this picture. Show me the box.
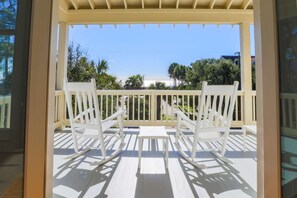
[168,63,179,87]
[185,58,240,89]
[67,42,121,90]
[174,65,189,84]
[0,36,14,95]
[0,0,17,29]
[124,74,144,89]
[96,59,109,74]
[148,81,167,90]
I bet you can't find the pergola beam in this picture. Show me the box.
[241,0,251,9]
[142,0,144,8]
[106,0,111,9]
[63,9,254,24]
[124,0,128,9]
[225,0,234,9]
[209,0,216,9]
[69,0,79,9]
[88,0,95,9]
[176,0,180,9]
[159,0,162,9]
[193,0,198,9]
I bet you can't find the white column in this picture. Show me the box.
[240,22,253,125]
[56,22,69,90]
[56,23,69,129]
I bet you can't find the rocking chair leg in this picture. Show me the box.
[176,116,181,143]
[72,132,79,153]
[118,115,124,143]
[99,134,106,159]
[191,143,197,160]
[220,135,229,156]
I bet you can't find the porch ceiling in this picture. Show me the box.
[59,0,254,24]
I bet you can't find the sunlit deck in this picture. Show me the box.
[53,128,256,198]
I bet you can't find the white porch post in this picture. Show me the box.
[56,22,69,90]
[240,22,253,125]
[56,22,69,128]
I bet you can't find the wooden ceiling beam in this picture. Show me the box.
[209,0,216,9]
[106,0,111,9]
[241,0,251,9]
[64,9,254,24]
[88,0,95,9]
[124,0,128,9]
[69,0,79,9]
[176,0,180,9]
[193,0,198,9]
[226,0,234,9]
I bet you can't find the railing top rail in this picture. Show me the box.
[55,89,245,96]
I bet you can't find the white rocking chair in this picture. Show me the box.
[64,79,125,166]
[175,81,239,169]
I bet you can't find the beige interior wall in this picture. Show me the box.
[254,0,281,197]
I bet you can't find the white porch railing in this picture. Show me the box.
[54,90,257,129]
[0,95,11,128]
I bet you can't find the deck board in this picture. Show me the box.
[53,128,257,198]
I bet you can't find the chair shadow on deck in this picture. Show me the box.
[178,156,257,198]
[52,130,257,198]
[53,148,122,198]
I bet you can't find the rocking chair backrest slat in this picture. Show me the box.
[196,81,239,131]
[87,91,95,122]
[76,91,84,123]
[64,79,101,128]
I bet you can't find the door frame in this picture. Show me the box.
[24,0,282,197]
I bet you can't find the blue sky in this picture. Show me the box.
[69,24,255,80]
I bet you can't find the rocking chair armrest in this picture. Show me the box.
[176,110,192,123]
[102,109,124,123]
[73,123,100,130]
[73,108,94,122]
[206,110,228,127]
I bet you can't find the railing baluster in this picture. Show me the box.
[111,95,114,115]
[132,95,135,121]
[187,94,190,117]
[143,95,145,121]
[281,97,286,128]
[171,95,174,122]
[138,95,140,121]
[100,95,103,118]
[289,99,293,129]
[166,95,168,122]
[236,96,238,121]
[149,94,151,122]
[127,95,130,121]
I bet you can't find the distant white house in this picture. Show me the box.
[143,79,180,87]
[119,78,181,88]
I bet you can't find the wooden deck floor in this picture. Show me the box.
[53,128,257,198]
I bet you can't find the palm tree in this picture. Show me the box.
[124,74,144,89]
[97,59,109,74]
[168,63,179,87]
[174,65,188,85]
